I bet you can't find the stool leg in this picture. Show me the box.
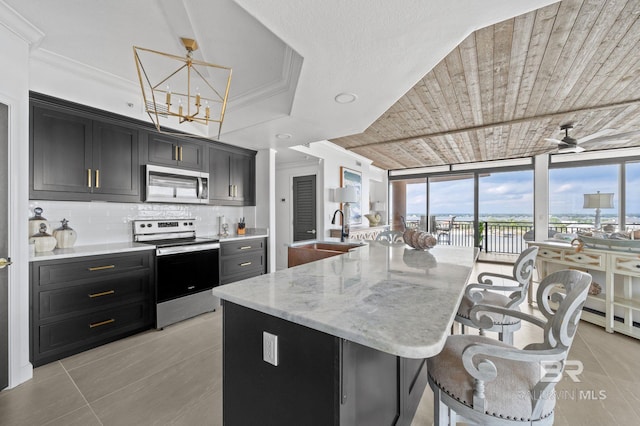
[433,387,449,426]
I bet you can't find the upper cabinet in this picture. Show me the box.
[209,145,256,206]
[30,104,141,202]
[146,133,205,171]
[29,93,257,206]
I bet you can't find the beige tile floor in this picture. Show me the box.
[1,261,639,425]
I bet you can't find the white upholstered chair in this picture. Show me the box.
[455,246,539,344]
[428,269,592,425]
[375,230,403,243]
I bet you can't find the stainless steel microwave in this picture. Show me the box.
[145,164,209,204]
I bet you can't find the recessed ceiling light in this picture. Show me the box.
[276,133,292,139]
[334,92,358,104]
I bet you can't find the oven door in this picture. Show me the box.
[156,247,220,303]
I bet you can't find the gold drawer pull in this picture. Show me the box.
[89,290,115,298]
[87,168,92,187]
[95,169,100,188]
[239,246,252,250]
[89,318,115,328]
[240,262,252,267]
[88,265,115,271]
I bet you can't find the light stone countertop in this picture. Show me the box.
[29,229,268,261]
[30,242,155,261]
[208,228,269,243]
[213,241,478,359]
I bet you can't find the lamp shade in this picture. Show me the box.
[335,186,358,203]
[583,192,614,209]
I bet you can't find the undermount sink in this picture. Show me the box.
[287,241,365,267]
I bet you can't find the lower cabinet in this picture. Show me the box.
[30,250,155,366]
[219,238,267,284]
[223,302,427,425]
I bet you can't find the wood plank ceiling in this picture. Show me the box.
[329,0,640,170]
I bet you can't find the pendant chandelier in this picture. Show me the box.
[133,38,232,138]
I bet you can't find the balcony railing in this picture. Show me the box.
[403,219,639,254]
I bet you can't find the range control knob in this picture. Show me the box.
[189,222,193,226]
[140,224,146,228]
[147,223,153,227]
[184,222,188,226]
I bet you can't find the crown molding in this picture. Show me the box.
[229,46,302,111]
[0,1,44,46]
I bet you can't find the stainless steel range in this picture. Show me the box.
[133,219,220,329]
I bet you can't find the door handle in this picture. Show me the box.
[179,146,183,161]
[306,230,317,234]
[87,168,92,188]
[95,169,100,188]
[0,257,12,269]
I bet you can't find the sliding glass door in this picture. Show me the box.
[478,170,533,253]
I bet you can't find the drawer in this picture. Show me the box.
[36,301,151,358]
[38,270,151,320]
[35,252,152,286]
[537,247,563,260]
[221,238,265,257]
[221,252,265,278]
[563,250,604,268]
[611,253,640,277]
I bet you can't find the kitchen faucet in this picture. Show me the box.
[331,209,348,242]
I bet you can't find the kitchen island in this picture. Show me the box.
[213,241,477,425]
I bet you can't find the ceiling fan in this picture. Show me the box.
[545,124,639,154]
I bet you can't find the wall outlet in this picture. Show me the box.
[263,331,279,366]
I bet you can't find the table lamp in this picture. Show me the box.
[583,191,614,230]
[335,186,358,235]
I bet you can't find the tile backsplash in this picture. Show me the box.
[29,201,250,245]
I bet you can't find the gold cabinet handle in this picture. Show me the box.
[88,290,115,298]
[179,146,183,161]
[234,185,238,197]
[0,257,12,269]
[240,262,252,267]
[239,246,252,250]
[89,318,115,328]
[95,169,100,188]
[88,265,115,271]
[87,168,92,188]
[229,184,233,197]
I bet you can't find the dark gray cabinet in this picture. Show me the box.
[209,146,255,206]
[146,133,205,171]
[219,238,266,284]
[30,105,141,202]
[223,302,428,425]
[30,251,155,366]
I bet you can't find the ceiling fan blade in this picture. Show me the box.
[544,138,563,145]
[580,138,631,148]
[576,128,615,144]
[557,145,585,154]
[579,130,640,145]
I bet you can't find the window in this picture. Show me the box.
[549,164,618,231]
[626,161,640,230]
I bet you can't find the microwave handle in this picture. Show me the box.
[197,177,204,199]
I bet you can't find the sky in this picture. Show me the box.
[404,162,640,217]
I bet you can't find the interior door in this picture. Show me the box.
[1,102,9,389]
[293,175,317,242]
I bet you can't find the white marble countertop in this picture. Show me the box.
[29,229,268,261]
[213,241,478,359]
[210,229,269,243]
[30,242,155,261]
